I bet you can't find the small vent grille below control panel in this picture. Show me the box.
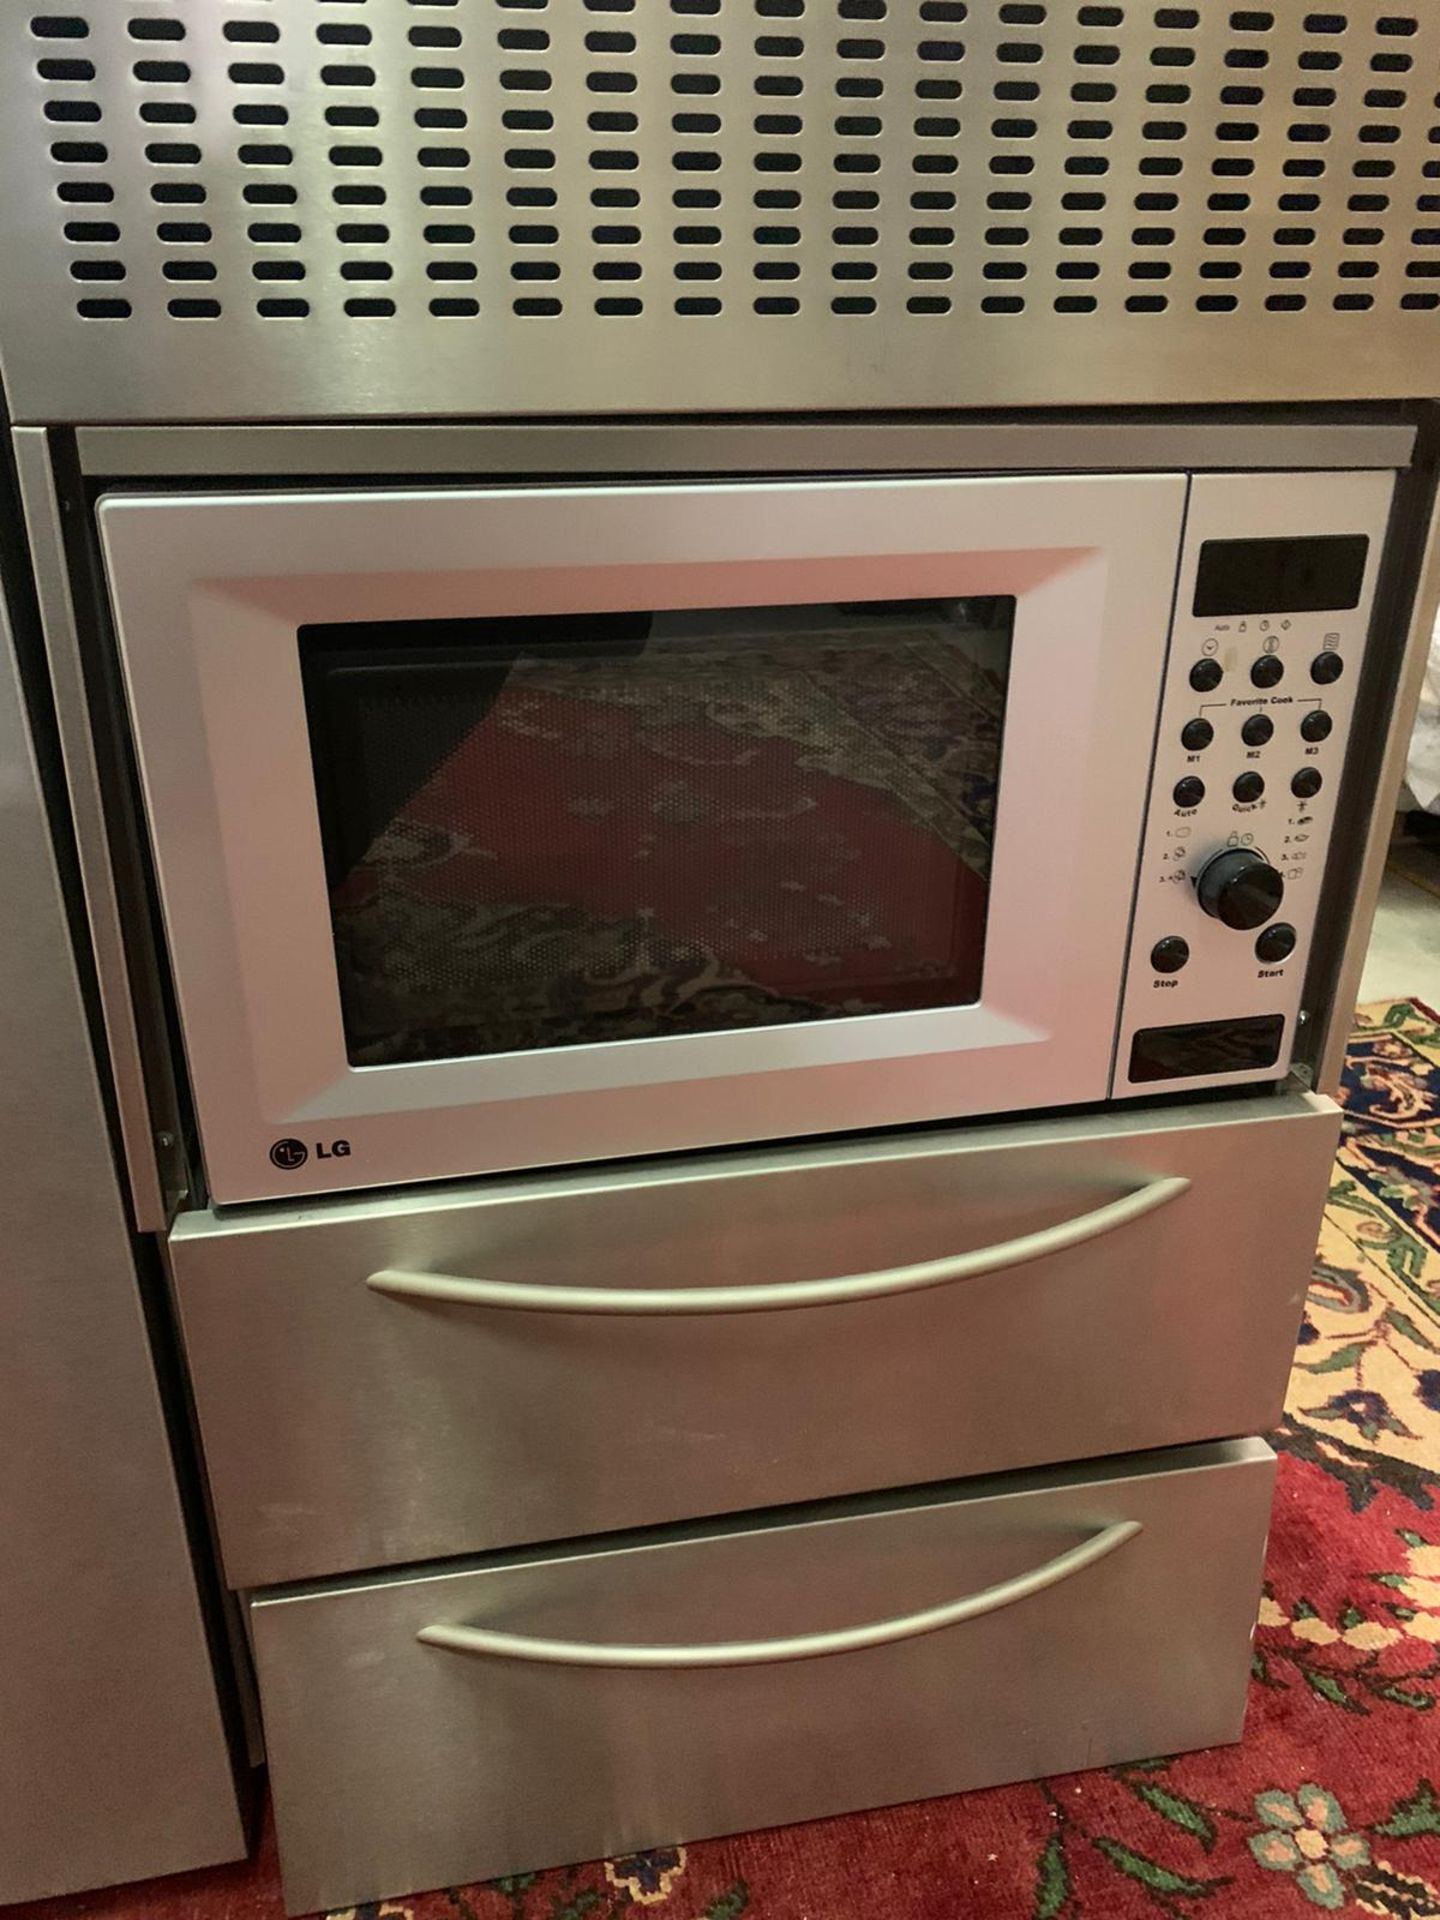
[2,2,1439,421]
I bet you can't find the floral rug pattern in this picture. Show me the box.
[1276,998,1440,1516]
[19,1001,1440,1920]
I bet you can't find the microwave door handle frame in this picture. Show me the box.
[366,1172,1188,1318]
[415,1518,1144,1669]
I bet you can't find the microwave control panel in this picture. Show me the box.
[1114,468,1396,1098]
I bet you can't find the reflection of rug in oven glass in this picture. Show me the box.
[330,631,1007,1062]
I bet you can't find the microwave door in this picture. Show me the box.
[98,475,1186,1201]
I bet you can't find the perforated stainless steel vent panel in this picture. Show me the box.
[2,1,1439,423]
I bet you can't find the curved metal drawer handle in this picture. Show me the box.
[418,1518,1143,1670]
[367,1173,1188,1318]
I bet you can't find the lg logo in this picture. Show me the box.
[269,1138,352,1171]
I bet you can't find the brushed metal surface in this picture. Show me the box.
[100,473,1185,1203]
[251,1438,1276,1914]
[3,4,1440,422]
[0,534,244,1897]
[74,419,1420,479]
[171,1090,1335,1588]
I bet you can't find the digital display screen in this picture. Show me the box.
[1129,1015,1285,1084]
[1192,535,1370,618]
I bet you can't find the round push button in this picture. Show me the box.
[1311,651,1345,685]
[1173,775,1206,809]
[1255,923,1297,965]
[1181,717,1215,752]
[1233,772,1266,803]
[1189,658,1224,693]
[1300,709,1334,744]
[1291,767,1323,799]
[1241,714,1275,748]
[1251,655,1285,689]
[1151,935,1191,975]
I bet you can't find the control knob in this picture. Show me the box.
[1195,848,1286,931]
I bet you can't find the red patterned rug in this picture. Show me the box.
[16,999,1440,1920]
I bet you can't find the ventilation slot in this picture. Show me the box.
[33,9,126,319]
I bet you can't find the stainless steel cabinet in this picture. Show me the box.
[173,1091,1335,1587]
[252,1437,1275,1916]
[0,551,245,1900]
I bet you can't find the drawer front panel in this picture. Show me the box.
[173,1093,1336,1587]
[251,1440,1276,1915]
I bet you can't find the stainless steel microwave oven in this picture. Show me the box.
[98,465,1392,1203]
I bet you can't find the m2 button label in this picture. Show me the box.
[269,1137,352,1171]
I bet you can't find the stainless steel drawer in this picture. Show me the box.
[251,1437,1275,1915]
[173,1091,1335,1587]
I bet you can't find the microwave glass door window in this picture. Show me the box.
[299,598,1016,1066]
